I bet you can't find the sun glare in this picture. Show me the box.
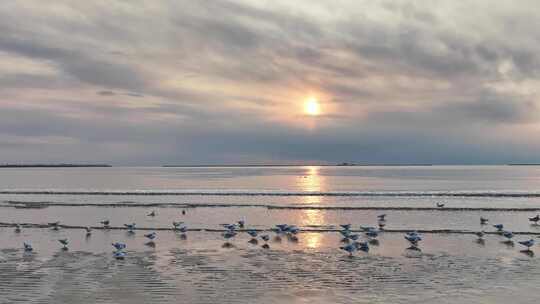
[305,97,320,116]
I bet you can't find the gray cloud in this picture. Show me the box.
[0,0,540,164]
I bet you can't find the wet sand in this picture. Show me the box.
[1,224,539,303]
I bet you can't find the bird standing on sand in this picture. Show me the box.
[355,241,370,253]
[112,242,127,251]
[144,232,157,245]
[124,223,136,233]
[340,243,357,256]
[529,215,540,225]
[476,231,485,240]
[365,228,379,239]
[518,239,535,250]
[222,230,237,248]
[222,230,237,240]
[247,229,258,244]
[112,242,127,259]
[23,242,33,252]
[49,221,60,231]
[405,232,422,246]
[502,231,514,240]
[260,234,270,249]
[341,232,360,242]
[222,223,238,231]
[340,224,352,231]
[58,239,69,250]
[172,221,184,230]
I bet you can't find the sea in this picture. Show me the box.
[0,165,539,303]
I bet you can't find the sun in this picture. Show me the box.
[304,97,320,116]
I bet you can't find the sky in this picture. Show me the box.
[1,0,540,165]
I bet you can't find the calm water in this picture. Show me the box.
[1,166,540,303]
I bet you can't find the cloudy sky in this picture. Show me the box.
[1,0,540,165]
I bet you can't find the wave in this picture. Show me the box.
[1,222,539,235]
[3,200,540,211]
[2,189,540,197]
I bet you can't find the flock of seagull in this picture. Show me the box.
[15,206,540,259]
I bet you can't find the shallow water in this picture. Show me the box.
[1,166,540,303]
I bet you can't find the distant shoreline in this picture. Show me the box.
[162,164,435,167]
[0,164,112,168]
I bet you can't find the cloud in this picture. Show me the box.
[0,0,540,164]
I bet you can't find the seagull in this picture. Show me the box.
[100,220,110,228]
[287,226,300,235]
[172,221,184,230]
[340,224,352,230]
[493,224,504,232]
[339,230,352,238]
[222,230,237,239]
[49,221,60,231]
[247,230,259,244]
[237,220,245,228]
[222,224,237,231]
[147,210,156,217]
[480,217,489,225]
[475,231,485,239]
[365,229,379,239]
[502,231,514,240]
[377,214,387,221]
[276,224,289,232]
[518,239,535,249]
[144,232,157,245]
[222,230,237,248]
[124,223,136,232]
[58,239,69,250]
[360,226,377,232]
[436,203,445,208]
[85,227,92,236]
[259,234,270,249]
[23,242,33,252]
[340,243,357,256]
[405,233,422,245]
[355,241,370,253]
[112,242,127,251]
[113,251,126,260]
[145,232,157,240]
[14,224,21,233]
[342,233,360,242]
[247,229,258,238]
[529,215,540,225]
